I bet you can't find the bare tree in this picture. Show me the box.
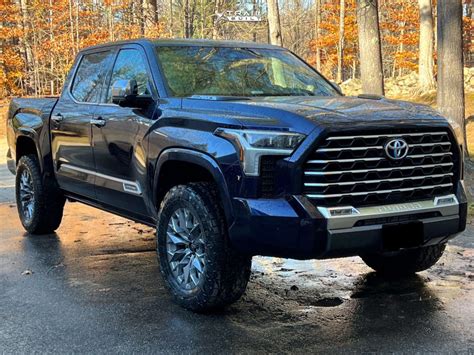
[437,0,465,146]
[169,0,174,37]
[212,0,222,39]
[356,0,384,95]
[267,0,283,46]
[314,0,322,71]
[19,0,34,95]
[337,0,345,83]
[143,0,159,33]
[418,0,436,91]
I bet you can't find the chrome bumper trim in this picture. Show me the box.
[317,194,459,230]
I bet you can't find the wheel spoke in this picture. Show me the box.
[192,255,204,273]
[168,248,186,262]
[165,206,207,291]
[182,261,191,287]
[177,209,187,230]
[190,271,200,287]
[166,231,189,245]
[18,169,35,222]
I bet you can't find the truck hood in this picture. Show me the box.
[181,95,452,136]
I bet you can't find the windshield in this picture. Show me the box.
[155,46,339,97]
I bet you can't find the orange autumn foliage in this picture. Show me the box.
[0,0,164,98]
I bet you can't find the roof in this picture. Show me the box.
[79,38,284,52]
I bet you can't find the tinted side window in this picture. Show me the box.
[107,49,150,102]
[71,51,113,103]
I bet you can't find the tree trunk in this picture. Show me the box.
[75,1,79,53]
[212,0,221,39]
[169,0,174,37]
[49,0,55,95]
[184,0,190,38]
[267,0,283,46]
[398,25,405,77]
[356,0,384,95]
[437,0,465,147]
[418,0,436,91]
[146,0,159,25]
[19,0,34,95]
[314,0,321,71]
[337,0,345,83]
[143,0,159,35]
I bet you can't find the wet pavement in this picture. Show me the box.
[0,163,473,352]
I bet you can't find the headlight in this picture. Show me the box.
[214,128,306,176]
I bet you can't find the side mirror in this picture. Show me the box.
[111,79,138,106]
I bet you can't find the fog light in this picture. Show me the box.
[317,206,361,219]
[434,194,458,206]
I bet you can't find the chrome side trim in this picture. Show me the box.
[317,194,459,229]
[407,152,453,159]
[317,146,384,152]
[304,163,453,176]
[307,183,453,199]
[306,152,452,164]
[59,164,142,195]
[304,173,454,187]
[316,142,451,153]
[307,157,384,164]
[326,132,448,140]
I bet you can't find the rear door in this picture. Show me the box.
[91,45,157,218]
[51,49,115,198]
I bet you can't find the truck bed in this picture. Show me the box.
[8,97,59,122]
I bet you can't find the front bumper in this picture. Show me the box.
[228,181,468,259]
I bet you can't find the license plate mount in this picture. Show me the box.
[382,221,424,251]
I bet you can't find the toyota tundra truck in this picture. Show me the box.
[6,39,467,312]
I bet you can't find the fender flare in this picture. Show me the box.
[153,148,235,225]
[15,126,43,172]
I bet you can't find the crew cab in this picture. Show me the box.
[6,39,467,312]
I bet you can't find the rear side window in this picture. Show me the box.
[71,51,114,103]
[106,49,151,103]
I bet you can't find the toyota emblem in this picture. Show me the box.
[384,138,409,160]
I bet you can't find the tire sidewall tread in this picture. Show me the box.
[15,155,64,234]
[157,182,251,312]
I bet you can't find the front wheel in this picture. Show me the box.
[361,244,446,276]
[15,155,65,234]
[157,182,252,312]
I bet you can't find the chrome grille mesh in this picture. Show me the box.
[303,131,456,206]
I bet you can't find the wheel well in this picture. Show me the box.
[156,160,215,207]
[16,136,37,163]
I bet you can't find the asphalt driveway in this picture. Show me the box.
[0,161,473,353]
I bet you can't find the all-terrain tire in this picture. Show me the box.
[15,155,65,234]
[157,182,252,312]
[361,244,446,276]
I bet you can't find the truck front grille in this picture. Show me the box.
[303,130,457,206]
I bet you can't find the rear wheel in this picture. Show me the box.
[361,244,446,276]
[157,182,251,312]
[15,155,65,234]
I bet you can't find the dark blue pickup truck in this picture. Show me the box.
[6,39,467,312]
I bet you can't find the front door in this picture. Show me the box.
[51,49,115,199]
[91,46,157,218]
